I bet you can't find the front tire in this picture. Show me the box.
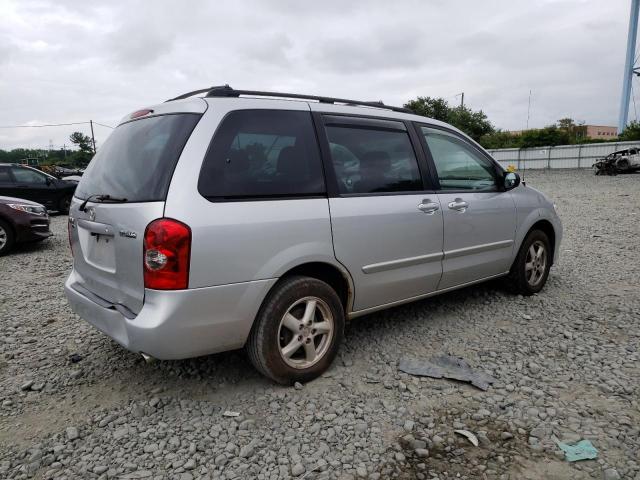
[247,276,345,384]
[0,219,15,256]
[507,230,551,296]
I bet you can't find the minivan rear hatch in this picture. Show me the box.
[69,102,204,315]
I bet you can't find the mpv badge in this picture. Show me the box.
[86,207,96,222]
[119,230,137,239]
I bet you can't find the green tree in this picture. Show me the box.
[557,118,575,130]
[69,132,93,154]
[69,131,94,167]
[618,121,640,141]
[448,106,494,142]
[404,96,449,122]
[519,126,571,148]
[404,96,495,142]
[557,118,587,142]
[479,130,520,149]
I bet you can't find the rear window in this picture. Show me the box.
[75,113,201,202]
[198,110,325,200]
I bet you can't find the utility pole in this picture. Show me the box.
[526,90,532,130]
[618,0,640,134]
[89,120,96,153]
[63,143,67,160]
[460,92,464,108]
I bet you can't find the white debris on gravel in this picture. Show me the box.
[0,170,639,479]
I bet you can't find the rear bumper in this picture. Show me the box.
[64,269,277,360]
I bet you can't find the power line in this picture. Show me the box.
[0,120,115,129]
[0,121,91,129]
[93,122,114,129]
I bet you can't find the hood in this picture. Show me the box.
[0,196,46,207]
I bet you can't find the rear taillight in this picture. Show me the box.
[143,218,191,290]
[67,217,74,255]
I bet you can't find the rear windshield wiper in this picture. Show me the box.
[79,194,128,212]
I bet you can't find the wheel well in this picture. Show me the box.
[280,262,352,311]
[0,215,15,237]
[529,220,556,264]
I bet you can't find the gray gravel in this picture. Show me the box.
[1,169,639,479]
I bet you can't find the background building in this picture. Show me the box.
[585,125,618,139]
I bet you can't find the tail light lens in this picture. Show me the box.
[143,218,191,290]
[68,217,75,255]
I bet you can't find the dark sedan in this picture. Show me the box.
[0,196,52,255]
[0,164,77,213]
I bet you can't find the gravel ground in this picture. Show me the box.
[0,169,638,480]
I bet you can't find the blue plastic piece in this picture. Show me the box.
[556,440,598,462]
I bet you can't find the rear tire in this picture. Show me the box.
[0,219,15,256]
[506,230,551,296]
[247,275,345,384]
[58,195,72,214]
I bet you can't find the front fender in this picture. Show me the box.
[511,186,563,265]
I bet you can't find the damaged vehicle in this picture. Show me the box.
[593,148,640,175]
[65,86,562,384]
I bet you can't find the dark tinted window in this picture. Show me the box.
[325,125,422,194]
[198,110,324,199]
[421,127,496,191]
[76,114,201,202]
[0,166,12,183]
[11,167,48,184]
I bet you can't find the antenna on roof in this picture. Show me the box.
[522,89,532,185]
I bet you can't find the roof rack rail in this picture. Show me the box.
[166,84,412,113]
[165,87,216,102]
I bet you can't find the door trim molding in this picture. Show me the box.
[362,251,443,274]
[444,239,513,260]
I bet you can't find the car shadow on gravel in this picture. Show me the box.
[105,283,506,397]
[5,238,55,256]
[77,274,557,400]
[343,279,508,339]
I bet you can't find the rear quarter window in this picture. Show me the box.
[75,113,201,202]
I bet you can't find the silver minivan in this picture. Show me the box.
[65,86,562,384]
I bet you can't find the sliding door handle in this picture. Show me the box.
[448,198,469,212]
[418,200,440,214]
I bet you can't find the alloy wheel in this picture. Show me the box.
[0,225,7,251]
[525,240,547,287]
[278,296,334,369]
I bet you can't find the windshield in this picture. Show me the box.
[75,113,201,202]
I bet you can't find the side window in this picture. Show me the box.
[198,110,325,199]
[421,127,497,191]
[325,125,422,194]
[11,167,48,185]
[0,167,12,183]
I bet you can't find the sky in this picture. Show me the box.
[0,0,632,150]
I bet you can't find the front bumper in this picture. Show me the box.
[15,215,52,242]
[64,269,277,360]
[551,214,563,265]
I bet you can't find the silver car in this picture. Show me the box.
[65,86,562,384]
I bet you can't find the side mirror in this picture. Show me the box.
[504,171,520,190]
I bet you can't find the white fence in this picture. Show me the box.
[487,141,638,170]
